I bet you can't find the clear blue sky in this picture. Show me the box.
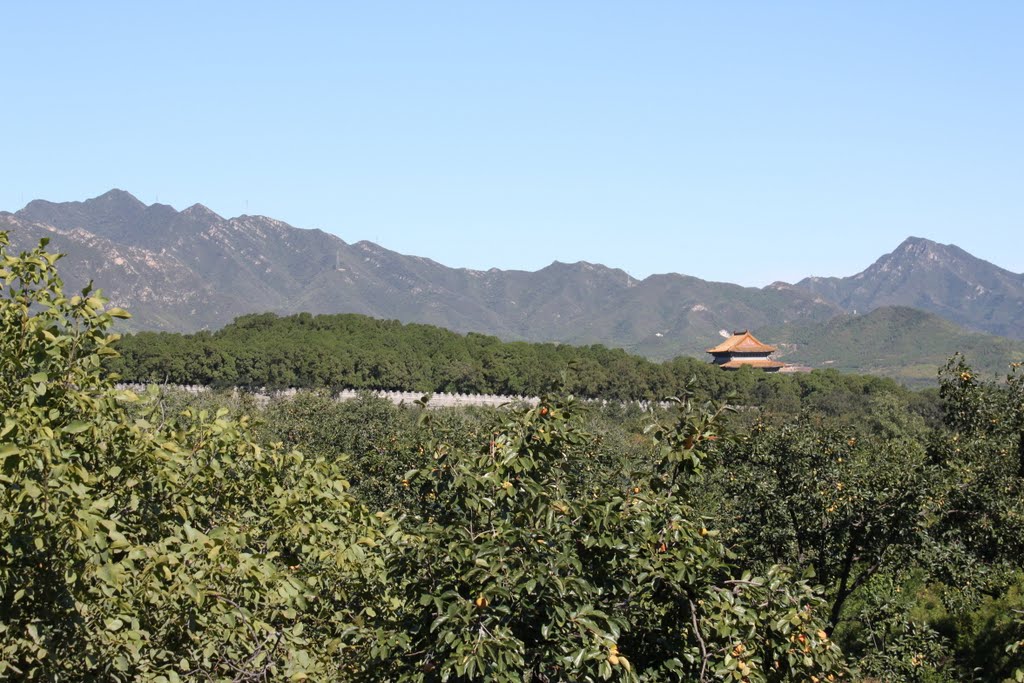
[3,2,1022,286]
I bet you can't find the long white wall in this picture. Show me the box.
[113,384,669,411]
[115,383,539,409]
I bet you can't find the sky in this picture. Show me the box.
[2,2,1022,287]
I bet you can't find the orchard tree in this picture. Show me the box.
[368,387,847,681]
[710,416,934,633]
[926,356,1024,680]
[0,233,390,680]
[934,355,1024,565]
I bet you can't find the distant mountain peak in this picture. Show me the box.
[793,235,1024,339]
[88,188,146,210]
[882,237,998,275]
[182,203,223,222]
[550,260,591,269]
[95,188,141,201]
[16,189,148,233]
[899,235,937,247]
[891,236,950,259]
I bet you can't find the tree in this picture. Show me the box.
[369,388,847,681]
[0,233,388,680]
[711,417,933,633]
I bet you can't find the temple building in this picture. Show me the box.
[706,330,786,372]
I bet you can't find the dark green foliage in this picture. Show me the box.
[931,355,1024,566]
[368,392,847,682]
[709,418,934,632]
[110,311,936,425]
[693,352,1024,681]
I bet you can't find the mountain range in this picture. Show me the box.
[791,236,1024,340]
[3,190,1023,381]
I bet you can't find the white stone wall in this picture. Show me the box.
[113,384,674,411]
[115,383,539,409]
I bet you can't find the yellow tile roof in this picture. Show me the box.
[706,330,777,354]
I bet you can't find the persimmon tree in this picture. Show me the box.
[928,356,1024,681]
[934,355,1024,565]
[369,388,847,681]
[0,233,389,680]
[712,417,934,633]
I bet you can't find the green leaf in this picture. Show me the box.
[96,563,122,586]
[63,420,90,434]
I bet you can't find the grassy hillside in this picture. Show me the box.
[761,306,1024,385]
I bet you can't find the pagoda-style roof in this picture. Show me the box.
[706,330,776,354]
[716,358,786,370]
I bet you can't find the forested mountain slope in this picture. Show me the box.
[790,236,1024,339]
[762,305,1024,384]
[4,190,839,357]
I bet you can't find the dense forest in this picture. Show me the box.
[111,312,943,426]
[3,235,1023,682]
